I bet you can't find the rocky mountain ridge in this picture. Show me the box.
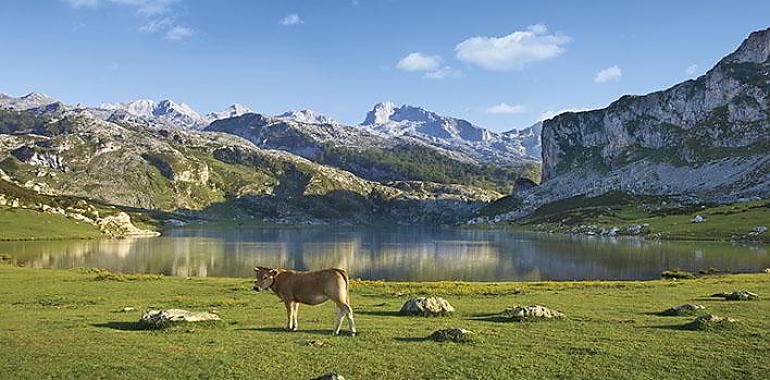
[511,27,770,217]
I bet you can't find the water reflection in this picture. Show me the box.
[2,226,768,281]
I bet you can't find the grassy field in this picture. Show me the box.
[1,265,768,379]
[512,193,770,243]
[0,208,103,241]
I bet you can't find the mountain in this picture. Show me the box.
[0,92,58,111]
[502,121,542,158]
[359,102,539,164]
[0,104,502,224]
[534,27,770,205]
[206,112,537,192]
[98,99,208,129]
[277,109,337,124]
[206,104,253,123]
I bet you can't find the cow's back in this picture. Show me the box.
[279,269,348,305]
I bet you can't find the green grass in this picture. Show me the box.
[515,192,770,243]
[1,265,768,379]
[0,208,103,241]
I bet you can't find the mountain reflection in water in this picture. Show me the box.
[3,226,768,281]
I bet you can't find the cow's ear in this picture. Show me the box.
[254,267,261,272]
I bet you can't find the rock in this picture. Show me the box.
[684,314,738,331]
[429,328,475,343]
[97,212,160,238]
[659,304,705,316]
[752,226,767,233]
[691,215,706,223]
[120,307,136,312]
[503,305,565,321]
[764,268,770,274]
[399,296,455,316]
[311,373,345,380]
[725,291,759,301]
[626,224,649,234]
[140,309,220,326]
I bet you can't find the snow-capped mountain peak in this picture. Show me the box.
[276,109,337,124]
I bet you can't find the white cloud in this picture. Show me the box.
[280,13,304,26]
[455,24,571,71]
[423,66,463,80]
[685,64,699,76]
[164,25,193,41]
[594,66,622,83]
[538,108,591,121]
[485,103,527,114]
[396,52,443,72]
[139,17,174,32]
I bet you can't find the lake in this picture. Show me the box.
[2,225,768,281]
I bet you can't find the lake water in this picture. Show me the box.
[2,226,768,281]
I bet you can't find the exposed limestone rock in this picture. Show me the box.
[429,328,475,343]
[311,373,345,380]
[684,314,738,331]
[503,305,565,321]
[97,212,160,238]
[140,309,220,326]
[400,296,455,316]
[691,215,707,223]
[724,291,759,301]
[659,304,706,316]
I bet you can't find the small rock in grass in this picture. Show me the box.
[305,339,325,347]
[120,307,136,312]
[429,328,475,343]
[400,297,455,316]
[140,309,220,326]
[684,314,738,331]
[659,304,705,316]
[311,373,344,380]
[691,215,707,223]
[503,305,565,321]
[752,226,767,233]
[725,291,759,301]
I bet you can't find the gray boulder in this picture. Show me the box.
[429,328,475,343]
[691,215,707,223]
[503,305,565,321]
[684,314,738,331]
[400,296,455,316]
[140,309,220,326]
[659,304,705,316]
[725,291,759,301]
[752,226,767,233]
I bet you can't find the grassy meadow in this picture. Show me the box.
[0,265,768,379]
[0,208,103,241]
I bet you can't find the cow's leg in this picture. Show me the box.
[345,304,357,336]
[333,304,346,335]
[284,301,296,331]
[291,302,299,331]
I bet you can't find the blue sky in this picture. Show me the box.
[0,0,768,131]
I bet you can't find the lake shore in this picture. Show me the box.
[1,265,768,379]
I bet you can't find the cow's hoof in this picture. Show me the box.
[351,332,357,337]
[333,331,340,336]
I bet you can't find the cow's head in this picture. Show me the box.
[253,266,278,292]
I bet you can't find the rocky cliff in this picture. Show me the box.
[539,27,770,203]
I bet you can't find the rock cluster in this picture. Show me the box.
[97,212,160,237]
[140,309,220,326]
[659,304,705,316]
[399,297,455,316]
[684,314,738,331]
[311,373,345,380]
[724,291,760,301]
[503,305,565,321]
[429,328,475,343]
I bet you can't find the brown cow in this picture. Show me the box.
[253,266,356,336]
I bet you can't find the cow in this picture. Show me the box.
[253,266,357,336]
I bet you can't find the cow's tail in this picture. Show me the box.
[332,268,349,289]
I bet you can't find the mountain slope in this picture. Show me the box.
[206,112,537,192]
[0,107,500,224]
[534,27,770,205]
